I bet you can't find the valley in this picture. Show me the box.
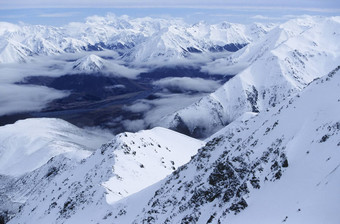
[0,67,231,134]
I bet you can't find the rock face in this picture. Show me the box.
[160,16,340,138]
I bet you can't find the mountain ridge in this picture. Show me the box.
[159,16,340,138]
[0,15,273,64]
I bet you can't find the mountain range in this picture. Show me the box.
[0,15,339,224]
[0,15,273,65]
[159,16,340,138]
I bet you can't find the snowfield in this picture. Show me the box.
[0,118,113,177]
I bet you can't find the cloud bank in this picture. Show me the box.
[0,84,68,116]
[123,92,205,132]
[153,77,221,93]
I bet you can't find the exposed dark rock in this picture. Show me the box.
[229,198,248,214]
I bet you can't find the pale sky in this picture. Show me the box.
[0,0,339,9]
[0,0,339,25]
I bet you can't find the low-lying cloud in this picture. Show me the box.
[0,50,149,116]
[153,77,221,93]
[0,84,68,116]
[201,58,249,75]
[123,92,205,132]
[124,102,152,113]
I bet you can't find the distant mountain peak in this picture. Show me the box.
[72,54,106,72]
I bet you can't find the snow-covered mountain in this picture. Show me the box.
[7,63,340,223]
[0,118,114,222]
[160,16,340,138]
[0,39,33,63]
[1,124,203,223]
[0,15,272,65]
[120,65,340,224]
[0,118,113,177]
[72,54,107,73]
[128,21,272,65]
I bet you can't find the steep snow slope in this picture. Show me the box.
[129,25,202,64]
[102,127,204,203]
[0,155,77,223]
[161,16,340,138]
[7,127,203,223]
[0,40,33,63]
[110,66,340,224]
[0,118,113,177]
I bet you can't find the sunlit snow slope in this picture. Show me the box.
[7,127,203,223]
[0,118,112,177]
[161,16,340,138]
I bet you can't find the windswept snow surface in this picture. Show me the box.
[0,118,113,177]
[161,16,340,138]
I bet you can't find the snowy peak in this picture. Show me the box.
[72,54,106,72]
[0,22,20,35]
[6,126,203,223]
[101,127,204,203]
[0,40,32,63]
[0,15,271,64]
[130,26,201,64]
[161,16,340,138]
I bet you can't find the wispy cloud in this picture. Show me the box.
[153,77,221,93]
[0,0,339,11]
[0,14,27,19]
[122,92,205,132]
[0,83,68,116]
[38,12,79,18]
[212,14,245,17]
[251,15,285,21]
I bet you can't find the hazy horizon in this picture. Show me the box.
[0,0,339,26]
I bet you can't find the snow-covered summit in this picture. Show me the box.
[101,127,204,203]
[4,125,203,223]
[0,118,113,177]
[72,54,106,72]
